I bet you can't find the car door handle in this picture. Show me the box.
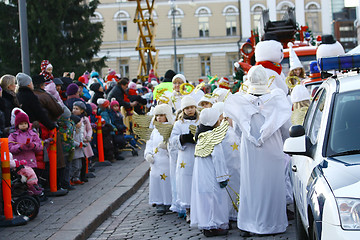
[292,165,297,172]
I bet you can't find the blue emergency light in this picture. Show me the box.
[309,61,319,74]
[317,54,360,72]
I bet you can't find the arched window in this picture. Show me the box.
[114,10,131,41]
[276,1,295,20]
[195,7,211,37]
[223,5,239,36]
[168,8,184,38]
[90,12,103,23]
[251,4,266,31]
[305,2,321,36]
[143,10,158,20]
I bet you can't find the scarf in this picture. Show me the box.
[256,61,282,75]
[194,124,214,141]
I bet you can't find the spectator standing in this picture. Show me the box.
[0,74,20,128]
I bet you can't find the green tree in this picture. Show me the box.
[0,0,106,77]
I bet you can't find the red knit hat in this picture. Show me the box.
[14,109,30,128]
[110,100,119,110]
[97,98,110,108]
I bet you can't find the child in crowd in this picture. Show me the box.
[8,110,43,168]
[290,84,311,125]
[191,107,229,237]
[169,96,199,222]
[109,100,126,160]
[70,110,84,185]
[97,98,116,162]
[10,154,43,195]
[72,101,93,182]
[144,104,174,214]
[57,107,76,190]
[89,103,99,159]
[89,82,104,105]
[197,94,215,110]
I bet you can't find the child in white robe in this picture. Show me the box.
[144,104,174,214]
[190,107,230,237]
[169,96,199,222]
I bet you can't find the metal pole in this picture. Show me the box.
[18,0,30,75]
[172,4,178,73]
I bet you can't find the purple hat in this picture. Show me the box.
[14,109,30,128]
[66,83,79,96]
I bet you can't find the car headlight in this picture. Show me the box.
[336,198,360,230]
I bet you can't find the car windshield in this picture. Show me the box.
[327,90,360,158]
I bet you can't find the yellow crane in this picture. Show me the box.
[131,0,159,81]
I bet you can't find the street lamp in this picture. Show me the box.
[170,0,178,73]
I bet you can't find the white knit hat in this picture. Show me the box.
[200,108,221,127]
[172,74,186,83]
[247,65,270,95]
[212,88,230,102]
[291,84,310,103]
[212,102,224,114]
[181,95,197,110]
[197,94,215,107]
[153,104,174,124]
[288,42,303,71]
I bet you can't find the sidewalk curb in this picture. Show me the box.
[49,161,149,240]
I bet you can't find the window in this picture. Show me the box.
[223,6,238,36]
[172,14,182,39]
[199,16,209,37]
[304,89,326,144]
[177,57,184,74]
[228,56,238,76]
[201,56,211,76]
[90,12,103,23]
[114,11,130,41]
[226,15,237,36]
[119,60,129,78]
[251,6,264,31]
[117,21,128,40]
[305,3,321,36]
[196,7,211,37]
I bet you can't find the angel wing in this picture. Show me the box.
[194,120,229,158]
[132,113,154,141]
[153,121,173,142]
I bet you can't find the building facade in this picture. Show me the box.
[94,0,328,82]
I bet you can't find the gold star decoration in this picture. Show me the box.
[231,143,239,151]
[154,147,158,154]
[160,173,167,180]
[180,161,186,168]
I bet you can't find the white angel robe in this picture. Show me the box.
[169,118,198,211]
[144,127,172,206]
[168,137,179,212]
[190,143,229,230]
[221,126,241,221]
[224,88,291,234]
[265,68,288,95]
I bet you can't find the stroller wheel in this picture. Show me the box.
[13,196,40,220]
[132,150,138,156]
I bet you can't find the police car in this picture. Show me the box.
[284,54,360,240]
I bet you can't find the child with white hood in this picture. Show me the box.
[169,96,199,222]
[144,104,174,214]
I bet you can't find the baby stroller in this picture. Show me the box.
[10,167,41,220]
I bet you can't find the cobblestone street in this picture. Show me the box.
[89,180,296,240]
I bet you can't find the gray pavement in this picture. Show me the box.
[89,179,296,240]
[0,144,149,240]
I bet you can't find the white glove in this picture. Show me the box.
[145,154,155,164]
[158,142,167,150]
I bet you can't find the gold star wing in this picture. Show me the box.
[194,120,229,158]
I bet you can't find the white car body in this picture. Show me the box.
[284,72,360,240]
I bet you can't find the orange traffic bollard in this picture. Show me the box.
[48,130,57,192]
[96,116,105,162]
[1,138,13,219]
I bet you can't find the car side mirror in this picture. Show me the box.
[283,125,313,157]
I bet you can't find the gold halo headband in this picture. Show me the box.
[179,83,195,95]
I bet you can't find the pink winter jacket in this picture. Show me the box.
[82,116,94,158]
[8,129,43,168]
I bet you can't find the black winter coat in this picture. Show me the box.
[107,85,131,109]
[16,86,57,130]
[1,90,20,127]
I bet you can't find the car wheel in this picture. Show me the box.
[310,218,320,240]
[294,199,309,240]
